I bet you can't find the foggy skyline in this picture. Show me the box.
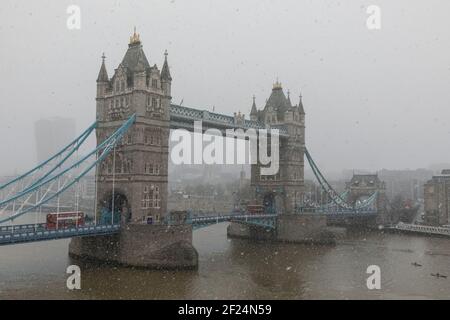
[1,0,449,176]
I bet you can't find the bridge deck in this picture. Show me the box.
[191,214,277,229]
[169,104,289,137]
[389,223,450,237]
[0,211,379,246]
[0,223,120,246]
[0,214,277,246]
[300,209,378,217]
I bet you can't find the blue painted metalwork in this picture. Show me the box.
[190,213,277,230]
[0,214,275,246]
[0,223,120,246]
[315,208,377,216]
[99,208,121,226]
[0,102,385,246]
[0,223,46,233]
[304,147,378,214]
[0,121,97,194]
[169,104,289,137]
[0,114,136,224]
[0,110,280,245]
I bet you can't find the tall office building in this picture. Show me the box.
[34,117,76,164]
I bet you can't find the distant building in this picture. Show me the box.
[345,173,391,224]
[346,174,386,202]
[378,169,433,201]
[424,170,450,226]
[80,175,96,199]
[168,193,233,213]
[34,117,76,164]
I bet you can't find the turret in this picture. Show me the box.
[287,89,292,107]
[119,27,151,92]
[298,93,305,115]
[161,50,172,97]
[233,111,245,125]
[261,80,291,125]
[129,30,147,90]
[96,53,109,97]
[250,95,258,121]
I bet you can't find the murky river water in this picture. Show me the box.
[0,221,449,299]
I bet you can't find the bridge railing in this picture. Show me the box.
[304,147,379,213]
[169,104,289,136]
[0,223,121,245]
[394,222,450,236]
[0,223,46,233]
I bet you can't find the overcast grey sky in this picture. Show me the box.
[0,0,449,176]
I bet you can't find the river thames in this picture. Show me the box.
[0,222,449,299]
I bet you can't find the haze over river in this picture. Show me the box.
[0,220,449,299]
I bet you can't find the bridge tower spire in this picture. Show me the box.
[298,92,305,114]
[250,95,258,121]
[96,53,109,97]
[161,49,172,97]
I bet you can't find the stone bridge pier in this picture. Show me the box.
[69,223,198,269]
[227,214,335,244]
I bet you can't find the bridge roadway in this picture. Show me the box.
[298,208,377,216]
[0,211,381,246]
[169,104,289,137]
[0,213,277,246]
[0,223,120,246]
[190,213,277,229]
[388,222,450,237]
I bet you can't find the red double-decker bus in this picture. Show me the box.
[246,205,265,215]
[46,211,85,230]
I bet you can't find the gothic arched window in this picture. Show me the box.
[154,186,160,208]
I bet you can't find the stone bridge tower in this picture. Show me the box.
[346,174,389,225]
[229,83,333,244]
[95,30,171,225]
[69,30,198,269]
[249,82,305,214]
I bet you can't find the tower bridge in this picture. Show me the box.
[0,30,383,268]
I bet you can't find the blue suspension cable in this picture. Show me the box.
[0,114,136,223]
[0,121,97,193]
[305,147,377,211]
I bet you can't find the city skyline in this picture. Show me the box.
[1,1,450,176]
